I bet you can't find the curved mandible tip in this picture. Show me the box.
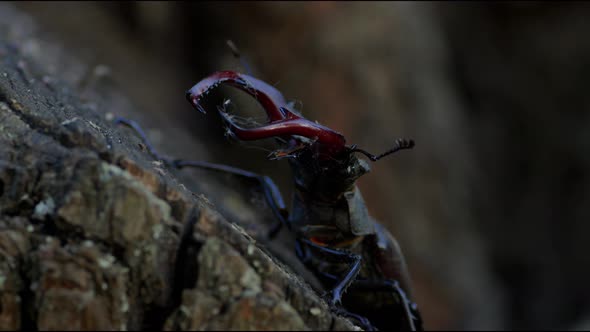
[186,71,294,122]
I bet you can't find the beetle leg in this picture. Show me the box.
[296,238,362,307]
[113,117,173,164]
[308,272,423,331]
[331,306,378,331]
[174,160,290,236]
[113,116,290,237]
[347,279,423,331]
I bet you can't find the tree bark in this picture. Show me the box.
[0,7,358,331]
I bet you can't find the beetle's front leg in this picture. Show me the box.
[113,117,173,164]
[175,160,290,238]
[112,116,291,237]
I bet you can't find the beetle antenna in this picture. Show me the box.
[350,138,415,162]
[227,40,253,76]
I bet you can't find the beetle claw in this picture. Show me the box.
[218,108,233,123]
[321,290,343,308]
[185,90,207,114]
[323,290,342,310]
[195,102,207,114]
[186,71,348,157]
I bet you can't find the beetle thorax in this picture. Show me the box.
[287,149,375,236]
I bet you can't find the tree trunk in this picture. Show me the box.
[0,6,358,331]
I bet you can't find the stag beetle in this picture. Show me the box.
[115,70,423,331]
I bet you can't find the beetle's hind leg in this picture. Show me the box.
[296,239,381,330]
[113,116,290,238]
[295,238,422,331]
[310,271,423,331]
[347,279,424,331]
[296,238,362,306]
[331,306,378,331]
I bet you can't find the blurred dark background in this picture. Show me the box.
[7,1,590,330]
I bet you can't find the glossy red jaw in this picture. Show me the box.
[186,71,347,156]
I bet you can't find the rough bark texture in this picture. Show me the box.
[13,2,590,330]
[0,8,359,330]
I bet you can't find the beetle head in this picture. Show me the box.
[287,144,372,199]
